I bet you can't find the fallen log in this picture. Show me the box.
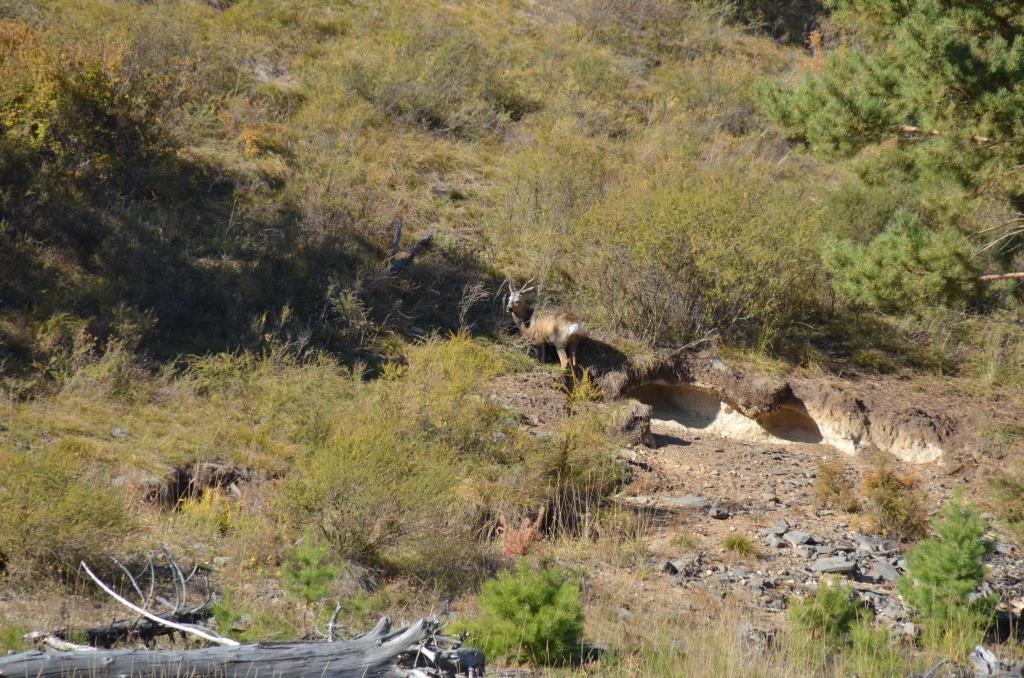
[0,618,481,678]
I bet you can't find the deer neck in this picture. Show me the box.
[512,308,535,338]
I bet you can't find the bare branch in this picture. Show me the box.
[326,603,343,642]
[24,632,97,653]
[978,271,1024,283]
[111,558,147,607]
[80,561,240,647]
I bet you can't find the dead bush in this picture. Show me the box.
[860,455,927,541]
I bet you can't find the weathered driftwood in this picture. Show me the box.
[0,618,478,678]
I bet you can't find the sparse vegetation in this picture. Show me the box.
[987,465,1024,544]
[723,534,760,558]
[860,455,928,541]
[813,459,861,513]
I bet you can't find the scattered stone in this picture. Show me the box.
[994,541,1014,556]
[664,559,688,575]
[796,546,815,559]
[111,426,128,439]
[784,531,814,546]
[852,533,882,550]
[766,534,782,548]
[810,556,856,574]
[872,560,901,583]
[709,507,731,520]
[894,622,916,639]
[970,644,1024,675]
[664,495,711,510]
[617,607,632,622]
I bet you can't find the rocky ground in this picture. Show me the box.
[491,353,1024,647]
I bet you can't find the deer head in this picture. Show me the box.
[503,279,535,318]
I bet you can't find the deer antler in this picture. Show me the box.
[494,279,511,300]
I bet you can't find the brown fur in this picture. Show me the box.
[505,282,587,369]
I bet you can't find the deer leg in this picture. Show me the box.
[569,343,578,369]
[556,347,569,370]
[536,343,545,364]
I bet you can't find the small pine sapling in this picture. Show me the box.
[898,490,995,651]
[459,562,584,666]
[282,527,341,630]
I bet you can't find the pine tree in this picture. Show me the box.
[761,0,1024,309]
[282,527,340,628]
[898,491,995,645]
[460,562,584,666]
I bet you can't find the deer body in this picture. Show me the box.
[505,280,587,370]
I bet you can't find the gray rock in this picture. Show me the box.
[766,534,782,548]
[879,601,909,621]
[709,506,730,520]
[810,557,857,574]
[111,426,128,439]
[763,521,788,537]
[663,495,711,510]
[894,622,916,638]
[784,531,814,546]
[852,533,882,550]
[796,546,815,559]
[994,541,1014,555]
[872,560,901,583]
[815,545,836,556]
[664,559,688,575]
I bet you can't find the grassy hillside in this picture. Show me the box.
[2,0,1024,675]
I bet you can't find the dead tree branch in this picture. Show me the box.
[80,561,238,647]
[978,271,1024,283]
[1,618,485,678]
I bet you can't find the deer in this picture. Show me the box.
[503,279,587,370]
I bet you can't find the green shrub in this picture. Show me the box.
[283,527,341,608]
[824,211,979,313]
[211,589,300,643]
[860,455,928,541]
[786,580,910,678]
[0,624,28,653]
[459,562,584,666]
[723,534,759,558]
[567,160,822,349]
[0,449,133,579]
[898,491,995,652]
[788,579,869,648]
